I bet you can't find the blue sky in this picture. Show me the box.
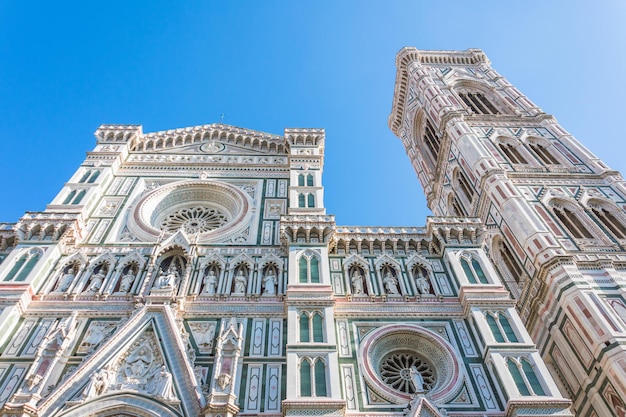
[1,1,625,227]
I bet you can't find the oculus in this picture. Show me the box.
[358,324,462,404]
[159,206,228,234]
[127,180,252,243]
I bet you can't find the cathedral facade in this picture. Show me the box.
[0,48,593,417]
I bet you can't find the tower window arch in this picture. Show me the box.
[588,202,626,239]
[298,310,324,343]
[506,357,546,396]
[528,140,560,165]
[458,92,500,115]
[298,173,314,187]
[299,357,328,397]
[63,189,86,205]
[423,119,441,164]
[448,193,466,216]
[298,252,320,283]
[551,202,594,239]
[498,141,527,164]
[452,168,475,210]
[485,311,519,343]
[460,255,489,284]
[3,249,42,282]
[298,193,315,208]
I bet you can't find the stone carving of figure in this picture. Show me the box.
[383,271,399,295]
[85,270,105,294]
[202,269,218,295]
[262,269,276,295]
[80,323,106,353]
[151,366,176,401]
[351,270,364,294]
[155,265,178,290]
[233,269,247,294]
[124,347,153,378]
[119,271,136,293]
[55,267,76,292]
[409,366,425,394]
[82,368,109,400]
[415,269,431,295]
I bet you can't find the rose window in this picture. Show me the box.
[379,352,435,394]
[159,207,228,234]
[358,324,463,404]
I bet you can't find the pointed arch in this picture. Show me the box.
[297,250,321,283]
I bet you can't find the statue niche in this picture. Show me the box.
[231,265,248,295]
[381,266,400,296]
[53,262,80,293]
[201,264,220,296]
[261,265,277,295]
[413,265,433,295]
[114,262,139,295]
[84,264,108,295]
[151,255,186,293]
[349,265,367,296]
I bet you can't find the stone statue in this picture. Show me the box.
[415,269,431,295]
[202,269,218,295]
[233,270,247,294]
[262,269,277,295]
[152,366,176,401]
[80,323,106,353]
[383,271,399,295]
[155,265,178,289]
[119,271,136,293]
[351,270,364,294]
[55,269,76,292]
[409,366,425,394]
[84,271,105,294]
[82,369,109,400]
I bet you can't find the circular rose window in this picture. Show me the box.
[127,180,252,243]
[379,351,435,394]
[159,207,228,234]
[358,324,462,404]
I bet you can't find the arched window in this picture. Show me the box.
[590,205,626,239]
[460,256,488,284]
[298,253,320,283]
[312,313,324,342]
[458,92,500,115]
[299,313,310,342]
[73,190,86,204]
[506,357,545,396]
[63,190,77,204]
[307,194,315,208]
[299,357,327,397]
[423,119,441,164]
[87,170,100,183]
[450,195,466,216]
[499,142,527,164]
[298,174,305,186]
[79,171,91,183]
[499,240,523,283]
[306,174,314,187]
[299,311,324,343]
[552,205,593,239]
[485,311,518,343]
[314,360,327,396]
[528,142,559,165]
[455,170,474,204]
[3,249,41,282]
[298,194,306,208]
[300,359,312,396]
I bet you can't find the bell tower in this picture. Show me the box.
[390,47,626,416]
